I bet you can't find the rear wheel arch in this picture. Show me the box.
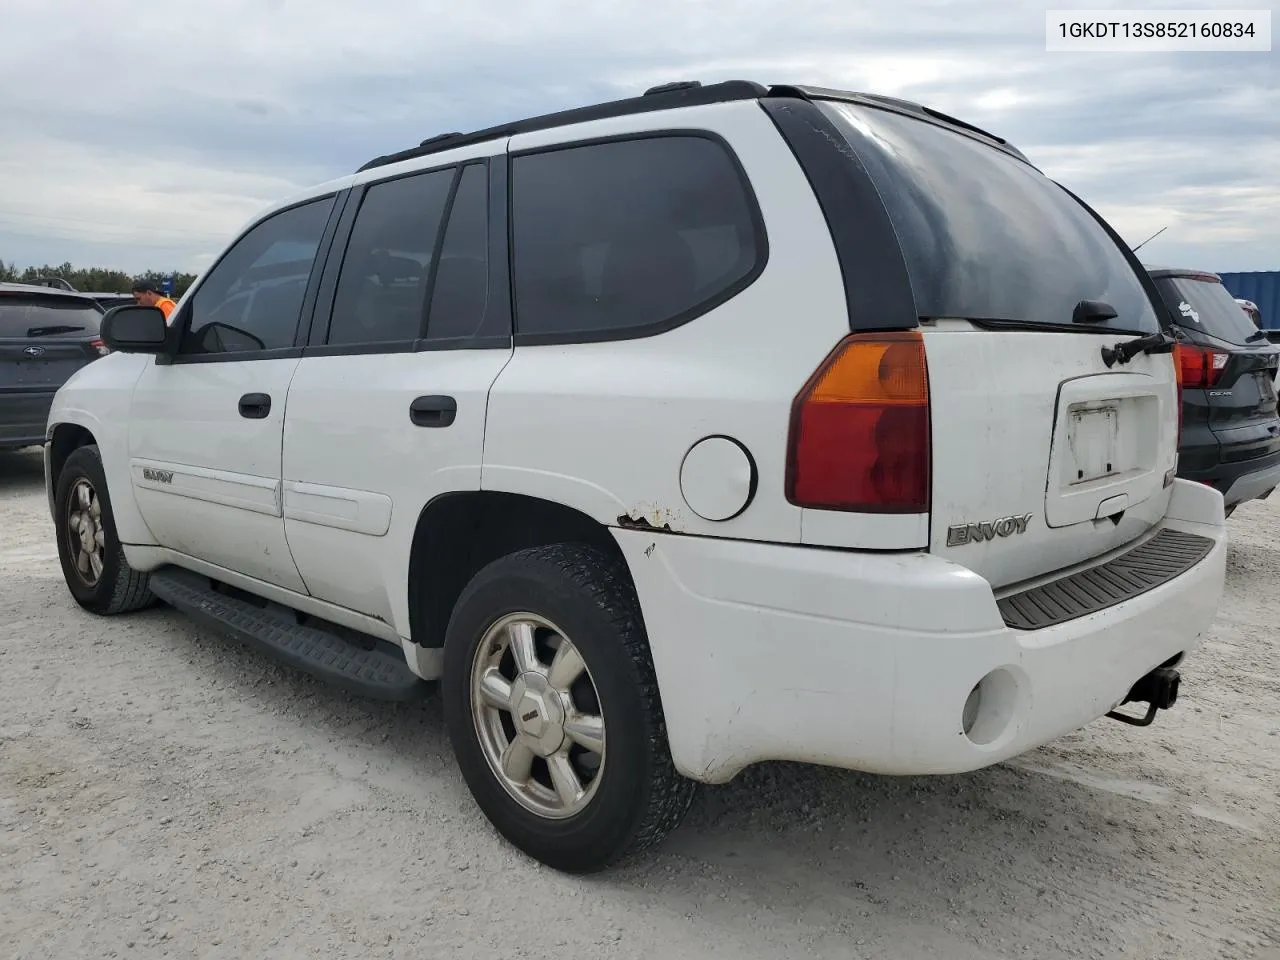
[407,491,633,650]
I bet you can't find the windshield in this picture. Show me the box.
[820,101,1159,335]
[0,296,102,338]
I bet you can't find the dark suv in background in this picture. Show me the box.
[0,283,109,451]
[1147,266,1280,516]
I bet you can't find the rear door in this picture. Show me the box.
[0,291,106,447]
[801,99,1180,590]
[1153,272,1280,465]
[281,152,513,627]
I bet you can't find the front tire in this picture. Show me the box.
[442,543,694,873]
[54,445,155,615]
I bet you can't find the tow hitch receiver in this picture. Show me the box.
[1107,666,1181,727]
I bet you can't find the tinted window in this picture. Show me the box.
[821,102,1159,335]
[1156,276,1261,346]
[426,164,489,340]
[328,169,453,346]
[183,197,333,355]
[0,296,101,339]
[511,136,761,339]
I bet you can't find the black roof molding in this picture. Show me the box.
[355,80,1026,173]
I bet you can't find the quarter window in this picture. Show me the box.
[510,136,762,340]
[182,197,334,355]
[327,169,454,346]
[426,163,490,341]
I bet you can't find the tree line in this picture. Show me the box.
[0,260,198,299]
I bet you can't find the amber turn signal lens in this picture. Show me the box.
[786,331,930,513]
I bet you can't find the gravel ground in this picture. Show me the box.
[2,446,1277,960]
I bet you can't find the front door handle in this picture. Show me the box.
[239,392,272,419]
[410,395,457,428]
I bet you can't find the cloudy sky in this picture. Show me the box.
[0,0,1275,277]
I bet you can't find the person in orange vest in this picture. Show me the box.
[131,280,177,321]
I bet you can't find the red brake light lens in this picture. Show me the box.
[1175,343,1226,389]
[786,331,930,513]
[89,338,111,356]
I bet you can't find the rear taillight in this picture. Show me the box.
[89,338,110,356]
[1174,342,1227,388]
[786,331,930,513]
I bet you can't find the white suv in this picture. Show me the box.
[45,80,1228,873]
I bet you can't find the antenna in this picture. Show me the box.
[1131,225,1168,253]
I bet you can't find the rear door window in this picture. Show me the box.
[0,296,102,338]
[328,168,454,346]
[510,135,764,341]
[820,101,1159,335]
[1155,276,1261,346]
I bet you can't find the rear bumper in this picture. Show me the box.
[615,479,1227,783]
[1179,444,1280,507]
[0,391,55,449]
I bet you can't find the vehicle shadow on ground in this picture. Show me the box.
[120,602,1271,959]
[0,449,45,494]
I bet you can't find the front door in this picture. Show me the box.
[127,194,340,593]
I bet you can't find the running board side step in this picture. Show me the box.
[148,567,428,701]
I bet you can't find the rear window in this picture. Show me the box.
[820,102,1158,334]
[1154,276,1261,346]
[0,296,102,339]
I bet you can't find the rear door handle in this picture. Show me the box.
[410,395,457,428]
[238,392,272,419]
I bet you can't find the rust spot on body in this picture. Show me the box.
[616,502,684,533]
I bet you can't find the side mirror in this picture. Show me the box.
[100,305,169,353]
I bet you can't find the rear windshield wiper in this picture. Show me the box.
[965,316,1149,336]
[26,325,86,336]
[1246,329,1268,343]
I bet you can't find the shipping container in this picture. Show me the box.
[1218,270,1280,330]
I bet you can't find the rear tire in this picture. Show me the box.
[442,543,694,873]
[54,445,155,615]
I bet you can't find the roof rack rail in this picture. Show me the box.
[354,80,1027,174]
[643,80,702,96]
[355,79,768,172]
[419,132,464,147]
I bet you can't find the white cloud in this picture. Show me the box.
[0,133,314,272]
[0,0,1275,273]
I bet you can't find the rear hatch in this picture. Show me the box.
[813,101,1180,590]
[1150,270,1280,464]
[0,290,107,397]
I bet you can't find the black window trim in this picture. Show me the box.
[506,128,770,347]
[161,192,345,366]
[303,157,513,357]
[759,97,919,334]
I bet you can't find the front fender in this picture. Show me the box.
[45,353,156,546]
